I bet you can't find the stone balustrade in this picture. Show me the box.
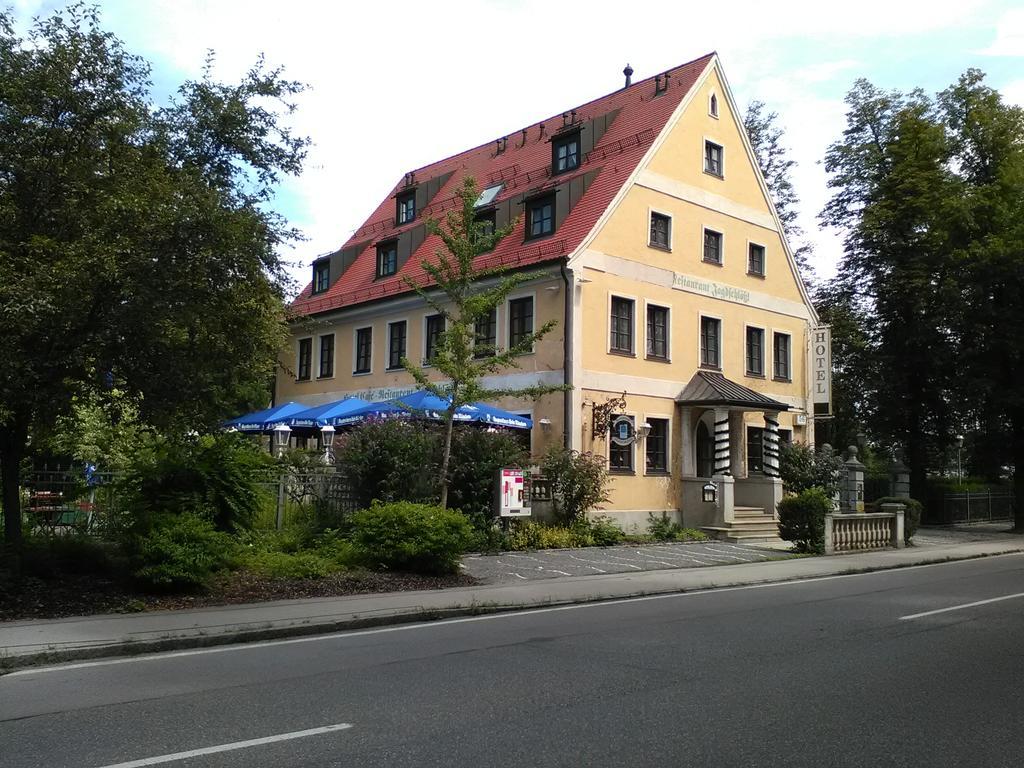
[824,503,905,554]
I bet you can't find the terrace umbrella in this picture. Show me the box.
[224,401,309,433]
[284,397,371,428]
[332,390,531,429]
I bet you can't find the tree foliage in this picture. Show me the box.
[820,70,1024,530]
[402,176,566,507]
[0,5,308,547]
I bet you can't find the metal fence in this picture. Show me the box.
[254,472,360,530]
[936,491,1015,525]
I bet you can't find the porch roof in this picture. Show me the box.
[675,371,790,411]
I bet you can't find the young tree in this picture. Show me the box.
[0,5,308,549]
[744,100,814,279]
[403,176,567,508]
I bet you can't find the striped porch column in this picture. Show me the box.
[763,411,781,477]
[713,407,731,475]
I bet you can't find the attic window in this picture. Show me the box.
[551,131,580,175]
[396,191,416,225]
[311,259,330,294]
[709,93,719,118]
[475,183,503,207]
[525,194,555,240]
[376,241,398,278]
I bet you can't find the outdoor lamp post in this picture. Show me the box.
[955,434,964,485]
[272,423,291,457]
[320,425,335,464]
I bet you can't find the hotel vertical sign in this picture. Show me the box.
[812,326,832,417]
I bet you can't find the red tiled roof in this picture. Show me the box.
[290,53,715,317]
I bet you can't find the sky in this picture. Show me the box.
[10,0,1024,294]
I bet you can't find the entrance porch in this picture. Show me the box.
[675,371,787,542]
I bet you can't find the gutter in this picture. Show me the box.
[560,261,573,449]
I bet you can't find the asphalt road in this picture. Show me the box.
[2,554,1024,768]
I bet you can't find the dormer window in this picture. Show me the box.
[396,191,416,225]
[709,93,719,118]
[551,131,580,175]
[475,209,497,248]
[311,259,330,294]
[526,194,555,240]
[376,241,398,278]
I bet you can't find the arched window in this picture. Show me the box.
[709,93,719,118]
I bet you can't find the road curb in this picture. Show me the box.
[4,547,1023,674]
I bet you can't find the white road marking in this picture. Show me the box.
[898,591,1024,621]
[507,572,528,580]
[91,723,353,768]
[9,554,1021,678]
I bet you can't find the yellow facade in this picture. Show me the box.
[277,58,817,532]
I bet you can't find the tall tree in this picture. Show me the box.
[744,100,814,279]
[938,70,1024,530]
[0,5,308,548]
[821,81,959,498]
[402,176,565,508]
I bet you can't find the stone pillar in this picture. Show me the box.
[762,411,781,478]
[881,502,906,548]
[843,445,865,514]
[730,412,745,479]
[890,454,910,499]
[713,473,735,525]
[713,407,731,475]
[824,513,835,555]
[680,407,695,478]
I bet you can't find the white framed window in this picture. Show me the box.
[709,92,719,118]
[296,337,312,381]
[703,226,724,265]
[386,319,408,371]
[648,209,672,251]
[644,414,671,475]
[318,333,335,379]
[608,413,635,474]
[699,313,722,369]
[353,326,373,375]
[423,313,445,365]
[506,292,535,353]
[747,241,766,277]
[645,302,670,361]
[745,325,765,377]
[773,331,792,381]
[609,294,636,355]
[704,139,724,177]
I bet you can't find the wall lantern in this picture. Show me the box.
[539,418,552,431]
[636,422,652,441]
[702,482,718,503]
[272,423,291,457]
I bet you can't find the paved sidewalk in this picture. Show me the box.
[3,535,1023,671]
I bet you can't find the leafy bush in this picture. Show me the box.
[540,446,611,525]
[124,432,272,533]
[869,496,923,543]
[349,501,472,574]
[779,442,844,497]
[246,550,331,580]
[777,487,832,554]
[588,516,624,546]
[336,421,527,532]
[131,513,235,590]
[647,513,710,542]
[19,535,116,578]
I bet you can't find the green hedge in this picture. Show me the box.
[777,487,832,554]
[131,513,235,590]
[349,501,472,575]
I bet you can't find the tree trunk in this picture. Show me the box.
[1012,411,1024,533]
[0,420,27,553]
[438,411,455,509]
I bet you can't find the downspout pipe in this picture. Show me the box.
[560,261,573,449]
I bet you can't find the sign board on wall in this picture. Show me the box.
[496,468,531,517]
[812,326,832,417]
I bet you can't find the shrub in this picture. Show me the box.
[779,442,844,497]
[777,487,832,554]
[349,501,472,574]
[446,427,528,529]
[587,516,624,546]
[131,513,235,590]
[19,535,116,578]
[124,433,271,533]
[247,550,331,580]
[869,497,923,543]
[647,513,710,542]
[540,445,611,525]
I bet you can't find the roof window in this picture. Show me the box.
[475,183,503,208]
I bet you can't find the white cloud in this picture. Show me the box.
[979,7,1024,55]
[1001,79,1024,105]
[6,0,1007,290]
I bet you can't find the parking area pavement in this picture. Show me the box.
[462,541,781,583]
